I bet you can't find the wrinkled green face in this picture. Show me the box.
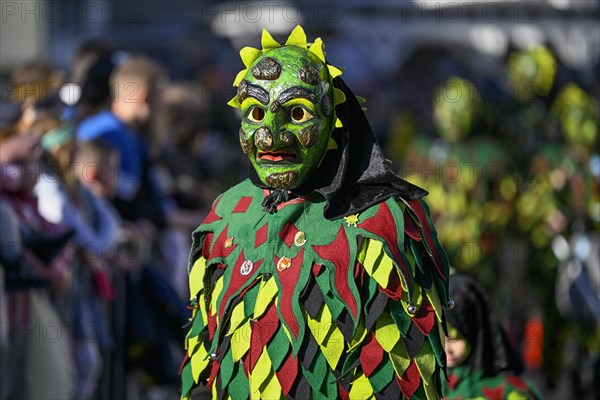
[238,46,334,189]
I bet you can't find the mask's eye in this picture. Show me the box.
[247,107,265,123]
[290,106,313,123]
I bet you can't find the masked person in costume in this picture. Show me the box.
[443,274,542,399]
[180,26,451,399]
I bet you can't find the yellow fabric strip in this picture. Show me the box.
[349,372,375,399]
[191,342,210,384]
[231,318,251,362]
[261,369,283,400]
[226,300,246,336]
[210,277,224,314]
[375,312,400,352]
[249,346,272,398]
[198,292,207,325]
[425,289,444,323]
[187,335,199,355]
[348,320,367,352]
[321,323,344,370]
[189,256,207,299]
[307,304,331,346]
[361,239,382,276]
[371,248,394,289]
[253,277,278,320]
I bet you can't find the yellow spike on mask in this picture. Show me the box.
[240,47,261,68]
[285,25,308,48]
[232,69,247,87]
[333,88,346,105]
[335,118,343,128]
[261,29,280,49]
[308,38,326,62]
[327,65,343,79]
[356,95,366,104]
[327,136,338,151]
[227,96,241,109]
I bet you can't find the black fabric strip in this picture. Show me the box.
[336,308,355,344]
[299,332,320,370]
[403,323,425,359]
[375,379,402,400]
[288,375,311,400]
[366,291,389,331]
[301,276,324,319]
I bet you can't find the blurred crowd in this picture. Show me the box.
[389,45,599,398]
[0,40,245,399]
[0,33,598,400]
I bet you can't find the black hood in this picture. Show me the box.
[250,76,427,219]
[446,274,525,377]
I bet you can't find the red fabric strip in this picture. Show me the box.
[209,225,237,262]
[255,223,269,248]
[275,248,304,338]
[279,221,300,248]
[276,352,299,396]
[505,376,529,391]
[358,203,412,287]
[359,332,385,377]
[403,212,422,241]
[207,360,220,388]
[398,359,420,398]
[482,384,505,400]
[178,352,189,376]
[201,232,214,260]
[378,269,402,300]
[207,307,217,340]
[412,297,435,335]
[312,263,324,276]
[249,303,280,372]
[218,250,263,321]
[202,197,222,224]
[232,196,253,213]
[312,226,358,319]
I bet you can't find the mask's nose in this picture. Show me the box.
[254,107,296,151]
[254,126,273,151]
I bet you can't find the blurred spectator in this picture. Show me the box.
[443,274,542,399]
[77,55,168,229]
[68,39,119,124]
[1,107,75,400]
[74,54,188,390]
[10,59,65,137]
[37,128,121,400]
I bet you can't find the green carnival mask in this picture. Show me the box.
[228,26,346,190]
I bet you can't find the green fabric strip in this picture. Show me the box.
[219,347,235,389]
[228,362,250,400]
[181,362,194,398]
[388,297,412,337]
[266,326,291,371]
[368,357,395,393]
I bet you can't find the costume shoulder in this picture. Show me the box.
[181,191,450,399]
[445,367,543,400]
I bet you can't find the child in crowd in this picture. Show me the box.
[443,274,543,399]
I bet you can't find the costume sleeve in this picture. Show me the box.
[338,197,449,399]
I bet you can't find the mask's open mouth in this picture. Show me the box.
[258,151,298,162]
